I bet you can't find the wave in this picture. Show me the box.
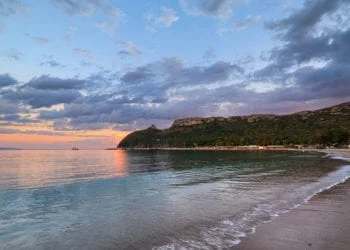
[154,156,350,250]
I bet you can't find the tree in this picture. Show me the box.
[333,129,349,146]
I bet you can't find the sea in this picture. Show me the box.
[0,150,349,249]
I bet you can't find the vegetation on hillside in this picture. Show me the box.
[118,102,350,148]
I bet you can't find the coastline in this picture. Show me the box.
[120,146,350,157]
[307,148,350,158]
[119,146,299,151]
[235,179,350,250]
[234,152,350,250]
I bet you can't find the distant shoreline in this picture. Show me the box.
[120,146,297,151]
[118,146,350,158]
[2,147,349,158]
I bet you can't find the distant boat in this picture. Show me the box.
[72,140,79,150]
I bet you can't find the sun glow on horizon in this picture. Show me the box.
[0,130,131,150]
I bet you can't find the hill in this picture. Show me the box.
[117,102,350,149]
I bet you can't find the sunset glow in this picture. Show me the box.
[0,130,130,149]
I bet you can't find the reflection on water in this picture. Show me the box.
[0,150,346,249]
[114,150,128,177]
[0,150,130,189]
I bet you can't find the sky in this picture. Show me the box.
[1,0,350,149]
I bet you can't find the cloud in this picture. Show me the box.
[94,22,118,35]
[1,75,84,108]
[180,0,246,19]
[0,0,27,16]
[36,58,245,130]
[203,46,216,62]
[217,15,260,35]
[40,60,65,68]
[0,114,38,123]
[24,33,51,44]
[233,15,260,30]
[26,75,85,90]
[81,61,93,67]
[118,41,142,56]
[260,0,350,69]
[265,0,346,40]
[217,26,230,36]
[0,127,66,136]
[236,55,255,65]
[0,73,18,87]
[252,0,350,105]
[280,0,294,12]
[50,0,122,18]
[17,49,346,133]
[0,128,18,134]
[145,7,179,31]
[157,7,179,27]
[64,26,77,39]
[0,99,20,114]
[3,88,82,108]
[120,67,155,84]
[73,48,92,57]
[0,48,23,60]
[0,0,27,32]
[120,58,243,86]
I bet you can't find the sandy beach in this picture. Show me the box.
[311,148,350,158]
[235,150,350,250]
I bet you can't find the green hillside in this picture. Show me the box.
[118,102,350,148]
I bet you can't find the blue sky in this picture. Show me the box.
[0,0,294,81]
[1,0,350,149]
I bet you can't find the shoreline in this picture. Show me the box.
[120,146,350,157]
[235,178,350,250]
[120,146,300,151]
[233,153,350,250]
[306,148,350,158]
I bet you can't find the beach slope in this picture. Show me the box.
[236,177,350,250]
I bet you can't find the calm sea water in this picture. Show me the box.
[0,150,349,249]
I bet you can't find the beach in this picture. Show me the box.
[235,150,350,250]
[311,148,350,157]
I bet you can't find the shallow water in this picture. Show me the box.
[0,150,348,249]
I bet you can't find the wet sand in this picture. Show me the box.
[235,176,350,249]
[311,148,350,158]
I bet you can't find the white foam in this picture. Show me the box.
[329,155,350,162]
[321,153,333,158]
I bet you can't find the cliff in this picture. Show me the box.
[117,102,350,148]
[170,115,279,128]
[171,117,227,127]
